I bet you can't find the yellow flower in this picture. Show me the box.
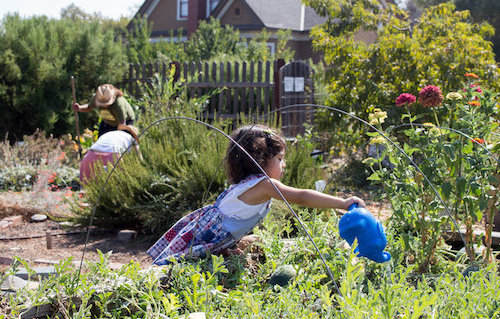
[368,108,388,125]
[370,135,387,145]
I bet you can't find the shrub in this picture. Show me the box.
[0,14,125,142]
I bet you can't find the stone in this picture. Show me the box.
[117,229,137,243]
[1,275,28,292]
[33,259,59,265]
[15,266,57,280]
[0,215,23,229]
[237,234,261,251]
[19,303,52,319]
[0,256,13,265]
[31,214,48,222]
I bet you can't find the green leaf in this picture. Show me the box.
[367,172,381,181]
[441,182,452,199]
[456,176,467,197]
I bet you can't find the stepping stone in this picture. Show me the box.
[31,214,48,222]
[33,259,59,265]
[15,266,57,280]
[1,275,28,292]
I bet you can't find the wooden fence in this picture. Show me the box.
[121,60,283,118]
[121,59,314,136]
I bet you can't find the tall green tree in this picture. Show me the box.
[304,1,498,131]
[185,17,242,61]
[0,14,125,142]
[412,0,500,60]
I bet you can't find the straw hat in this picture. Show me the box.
[117,124,139,142]
[94,84,117,107]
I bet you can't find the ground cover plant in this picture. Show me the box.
[2,213,500,318]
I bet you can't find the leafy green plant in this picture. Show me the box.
[362,76,498,270]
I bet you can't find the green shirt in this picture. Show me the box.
[89,95,135,127]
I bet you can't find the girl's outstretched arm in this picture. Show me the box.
[242,178,365,210]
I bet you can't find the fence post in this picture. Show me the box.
[170,61,181,83]
[274,59,286,127]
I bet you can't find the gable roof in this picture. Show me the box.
[131,0,161,19]
[213,0,326,31]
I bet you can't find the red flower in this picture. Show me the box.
[419,85,443,107]
[471,138,485,144]
[468,101,480,106]
[396,93,417,106]
[465,72,479,78]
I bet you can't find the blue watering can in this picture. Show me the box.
[338,203,391,263]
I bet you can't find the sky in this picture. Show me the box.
[0,0,145,20]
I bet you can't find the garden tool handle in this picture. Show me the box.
[70,76,82,158]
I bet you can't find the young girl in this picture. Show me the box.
[148,124,365,265]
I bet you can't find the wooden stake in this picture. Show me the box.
[46,231,52,250]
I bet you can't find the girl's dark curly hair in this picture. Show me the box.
[226,125,286,184]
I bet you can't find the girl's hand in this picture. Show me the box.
[72,103,80,112]
[343,196,366,210]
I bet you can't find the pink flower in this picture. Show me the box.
[470,84,483,93]
[396,93,417,106]
[419,85,443,107]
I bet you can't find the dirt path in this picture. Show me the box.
[0,191,153,272]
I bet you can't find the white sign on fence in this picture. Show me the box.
[284,76,305,92]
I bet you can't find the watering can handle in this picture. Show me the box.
[347,203,358,211]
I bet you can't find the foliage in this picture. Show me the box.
[306,1,499,150]
[185,17,242,61]
[363,76,499,271]
[0,14,126,142]
[125,17,156,64]
[2,214,500,317]
[411,0,500,60]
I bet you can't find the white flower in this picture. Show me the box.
[446,92,462,100]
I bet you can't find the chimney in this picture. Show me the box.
[187,0,207,38]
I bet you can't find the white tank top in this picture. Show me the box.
[219,175,271,241]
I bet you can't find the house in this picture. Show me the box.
[129,0,329,61]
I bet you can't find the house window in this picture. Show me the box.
[266,42,275,55]
[234,7,240,16]
[206,0,219,17]
[177,0,188,20]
